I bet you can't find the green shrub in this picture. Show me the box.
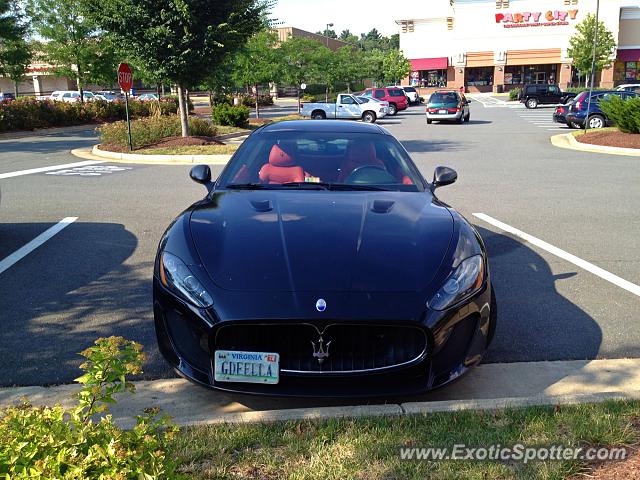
[564,86,609,94]
[600,95,640,134]
[301,94,315,102]
[508,88,521,101]
[0,337,179,479]
[99,115,217,149]
[235,93,273,107]
[211,103,250,127]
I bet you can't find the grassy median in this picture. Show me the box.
[137,144,240,155]
[170,400,640,479]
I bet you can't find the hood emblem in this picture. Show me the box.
[316,298,327,312]
[311,336,331,365]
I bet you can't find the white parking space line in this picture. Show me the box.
[0,217,78,275]
[0,161,104,180]
[473,213,640,298]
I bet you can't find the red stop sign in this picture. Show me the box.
[118,63,133,91]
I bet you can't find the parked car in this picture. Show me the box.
[519,84,576,109]
[50,91,81,102]
[388,85,420,105]
[300,93,386,123]
[359,87,408,115]
[552,105,578,128]
[153,120,496,396]
[0,92,15,101]
[616,84,640,94]
[565,90,639,129]
[426,90,470,124]
[355,96,390,116]
[137,93,159,101]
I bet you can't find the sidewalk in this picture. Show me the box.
[3,358,640,427]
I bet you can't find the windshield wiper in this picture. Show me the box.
[226,183,272,190]
[281,182,330,190]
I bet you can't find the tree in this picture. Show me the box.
[382,49,411,85]
[0,39,32,96]
[567,13,617,88]
[232,30,282,118]
[26,0,117,102]
[0,0,24,43]
[338,29,358,44]
[83,0,266,137]
[316,29,337,39]
[280,37,324,113]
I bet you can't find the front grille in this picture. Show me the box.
[214,323,428,373]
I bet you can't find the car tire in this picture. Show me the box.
[389,104,397,115]
[426,118,432,124]
[525,98,538,109]
[487,286,497,346]
[362,111,376,123]
[569,122,580,129]
[464,113,470,122]
[456,116,463,124]
[311,111,326,120]
[588,114,605,129]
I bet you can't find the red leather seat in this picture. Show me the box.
[337,139,384,182]
[259,143,304,184]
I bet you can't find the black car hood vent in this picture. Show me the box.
[190,191,454,292]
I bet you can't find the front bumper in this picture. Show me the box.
[153,278,493,397]
[426,112,463,121]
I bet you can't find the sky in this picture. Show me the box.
[270,0,406,37]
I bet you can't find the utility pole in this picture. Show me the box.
[584,0,600,130]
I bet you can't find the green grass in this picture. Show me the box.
[139,144,239,155]
[572,126,618,138]
[214,124,252,135]
[170,400,640,479]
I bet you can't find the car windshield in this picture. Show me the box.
[220,131,423,192]
[429,92,458,104]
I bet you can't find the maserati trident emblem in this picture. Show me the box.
[311,336,331,365]
[315,298,327,312]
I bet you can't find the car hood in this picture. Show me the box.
[189,190,454,292]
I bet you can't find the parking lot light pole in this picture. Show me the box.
[325,23,333,47]
[584,0,600,131]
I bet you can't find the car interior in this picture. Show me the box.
[228,136,418,188]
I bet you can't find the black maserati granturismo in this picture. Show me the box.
[153,120,496,396]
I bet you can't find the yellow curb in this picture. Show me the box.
[550,132,640,157]
[70,146,232,166]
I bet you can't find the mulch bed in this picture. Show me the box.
[576,130,640,149]
[249,118,273,125]
[102,135,222,153]
[572,446,640,479]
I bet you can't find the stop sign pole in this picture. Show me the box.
[118,63,134,151]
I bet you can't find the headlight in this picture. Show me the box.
[428,255,484,311]
[159,252,213,308]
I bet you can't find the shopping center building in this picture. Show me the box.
[397,0,640,93]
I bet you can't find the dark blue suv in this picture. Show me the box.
[566,90,638,129]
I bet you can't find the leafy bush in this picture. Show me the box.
[99,115,217,149]
[508,87,521,101]
[564,86,609,94]
[0,97,181,132]
[600,95,640,134]
[212,103,250,127]
[233,93,273,107]
[301,94,315,102]
[0,337,179,479]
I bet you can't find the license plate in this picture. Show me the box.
[438,109,447,114]
[214,350,279,384]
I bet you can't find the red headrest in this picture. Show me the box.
[269,144,295,167]
[347,140,377,163]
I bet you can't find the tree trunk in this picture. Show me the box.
[255,84,260,119]
[297,88,301,114]
[156,83,161,97]
[325,86,329,102]
[208,89,214,109]
[177,83,189,137]
[13,81,18,98]
[77,77,84,103]
[161,84,165,96]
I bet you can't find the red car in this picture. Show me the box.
[360,87,408,115]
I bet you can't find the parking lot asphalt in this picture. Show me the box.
[1,100,639,388]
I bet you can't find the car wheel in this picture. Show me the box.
[456,116,463,124]
[487,286,497,346]
[311,111,326,120]
[588,115,605,129]
[569,122,580,129]
[426,118,432,124]
[389,104,397,115]
[526,98,538,109]
[362,111,376,123]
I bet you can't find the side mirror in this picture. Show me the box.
[190,164,212,187]
[432,166,457,189]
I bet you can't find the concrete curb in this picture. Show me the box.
[69,145,233,166]
[551,132,640,157]
[5,358,640,428]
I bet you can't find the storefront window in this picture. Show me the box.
[504,64,558,85]
[413,69,447,87]
[624,62,637,82]
[466,67,493,86]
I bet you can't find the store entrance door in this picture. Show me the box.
[534,72,546,84]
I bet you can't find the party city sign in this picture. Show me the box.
[495,10,579,28]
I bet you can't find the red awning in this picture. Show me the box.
[410,57,448,71]
[618,49,640,62]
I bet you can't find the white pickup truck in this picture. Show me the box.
[300,93,387,123]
